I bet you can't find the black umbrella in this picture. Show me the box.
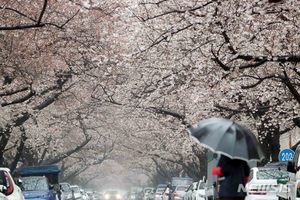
[188,117,264,161]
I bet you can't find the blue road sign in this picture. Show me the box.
[278,148,295,161]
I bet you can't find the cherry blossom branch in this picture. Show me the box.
[43,116,92,165]
[0,0,48,30]
[147,107,189,126]
[282,69,300,104]
[1,89,35,107]
[0,0,79,30]
[0,86,30,97]
[240,74,278,89]
[139,0,217,21]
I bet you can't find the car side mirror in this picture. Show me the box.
[0,185,8,195]
[17,179,23,185]
[287,161,297,173]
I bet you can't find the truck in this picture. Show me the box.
[277,145,300,200]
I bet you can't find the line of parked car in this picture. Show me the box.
[0,165,96,200]
[128,177,213,200]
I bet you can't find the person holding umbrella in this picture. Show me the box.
[188,117,265,200]
[212,154,250,200]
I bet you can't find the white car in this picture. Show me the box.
[0,168,24,200]
[172,185,189,200]
[245,167,289,200]
[70,185,82,200]
[80,190,89,200]
[191,181,206,200]
[154,185,167,200]
[143,187,154,200]
[60,183,73,200]
[0,193,9,200]
[183,182,197,200]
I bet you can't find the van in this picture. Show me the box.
[277,145,300,200]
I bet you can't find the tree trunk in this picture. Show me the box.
[10,126,27,172]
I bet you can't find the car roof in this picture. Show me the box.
[0,168,10,172]
[60,182,70,185]
[255,167,287,170]
[71,185,79,188]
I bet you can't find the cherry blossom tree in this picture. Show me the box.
[0,0,120,175]
[115,0,300,165]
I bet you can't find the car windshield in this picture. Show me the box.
[61,184,71,192]
[144,189,152,193]
[106,191,118,195]
[22,176,49,191]
[257,169,289,180]
[71,187,80,193]
[198,182,205,189]
[156,188,164,194]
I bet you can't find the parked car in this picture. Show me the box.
[80,190,89,200]
[191,181,205,200]
[183,183,197,200]
[162,185,175,200]
[86,191,95,200]
[0,192,9,200]
[21,176,56,200]
[70,185,83,200]
[0,168,24,200]
[154,185,167,200]
[60,183,72,200]
[171,178,193,188]
[245,166,289,200]
[142,188,154,200]
[171,185,189,200]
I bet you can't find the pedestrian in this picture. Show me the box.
[212,154,250,200]
[71,189,76,200]
[165,183,172,200]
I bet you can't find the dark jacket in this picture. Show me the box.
[216,155,250,198]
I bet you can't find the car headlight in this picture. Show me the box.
[105,194,110,199]
[116,194,122,199]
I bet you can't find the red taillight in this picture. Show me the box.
[4,172,14,195]
[173,192,178,197]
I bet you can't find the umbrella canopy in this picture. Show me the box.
[188,117,264,162]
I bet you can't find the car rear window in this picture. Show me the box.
[176,186,188,191]
[156,188,164,193]
[198,182,205,189]
[61,184,71,192]
[71,186,80,193]
[22,176,49,191]
[257,169,289,180]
